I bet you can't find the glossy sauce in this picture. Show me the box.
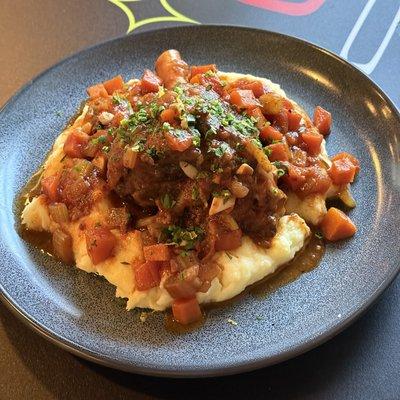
[16,168,55,257]
[164,233,325,333]
[250,231,325,297]
[18,167,325,333]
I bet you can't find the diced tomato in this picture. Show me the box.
[329,158,358,185]
[160,108,177,124]
[134,261,161,291]
[230,79,266,98]
[143,244,171,262]
[284,165,331,197]
[229,89,260,110]
[164,131,192,152]
[273,109,289,134]
[189,74,201,84]
[283,165,306,191]
[41,175,59,202]
[260,125,283,142]
[247,107,266,129]
[190,64,217,78]
[313,106,332,136]
[288,110,302,131]
[215,229,242,251]
[165,276,199,299]
[111,111,125,127]
[141,69,162,94]
[267,142,290,161]
[172,297,202,325]
[85,226,117,265]
[331,152,360,174]
[301,131,323,156]
[103,75,124,95]
[63,129,90,158]
[320,207,357,241]
[87,83,108,99]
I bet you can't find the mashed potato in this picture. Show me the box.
[21,71,318,312]
[23,195,309,310]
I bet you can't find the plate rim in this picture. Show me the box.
[1,24,399,378]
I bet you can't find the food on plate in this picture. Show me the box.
[20,50,360,326]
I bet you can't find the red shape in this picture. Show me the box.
[239,0,325,16]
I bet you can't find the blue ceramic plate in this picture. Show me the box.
[0,26,399,377]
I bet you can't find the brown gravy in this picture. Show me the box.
[17,171,325,333]
[164,233,325,333]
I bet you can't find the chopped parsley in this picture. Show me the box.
[131,138,146,152]
[160,193,176,209]
[191,186,199,200]
[209,142,230,158]
[264,147,272,157]
[163,225,204,250]
[212,189,231,203]
[276,169,286,178]
[315,232,323,239]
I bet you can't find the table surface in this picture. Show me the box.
[1,1,399,399]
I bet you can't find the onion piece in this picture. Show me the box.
[98,111,114,125]
[259,92,284,115]
[230,180,249,198]
[52,229,74,263]
[338,187,356,208]
[48,202,69,223]
[236,163,254,175]
[209,196,236,216]
[123,147,138,169]
[244,140,273,173]
[179,161,198,179]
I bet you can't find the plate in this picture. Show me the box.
[0,26,399,377]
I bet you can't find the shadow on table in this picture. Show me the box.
[1,279,398,400]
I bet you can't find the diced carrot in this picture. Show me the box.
[266,142,290,161]
[247,107,266,129]
[41,175,59,202]
[229,89,260,110]
[301,131,323,155]
[103,75,124,95]
[164,131,192,152]
[87,83,108,99]
[160,108,177,124]
[141,69,162,94]
[260,125,283,142]
[134,261,161,291]
[85,227,117,265]
[329,158,358,185]
[320,207,357,241]
[143,244,171,262]
[63,129,90,158]
[313,106,332,136]
[172,297,202,325]
[288,110,302,131]
[189,74,202,84]
[190,64,217,78]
